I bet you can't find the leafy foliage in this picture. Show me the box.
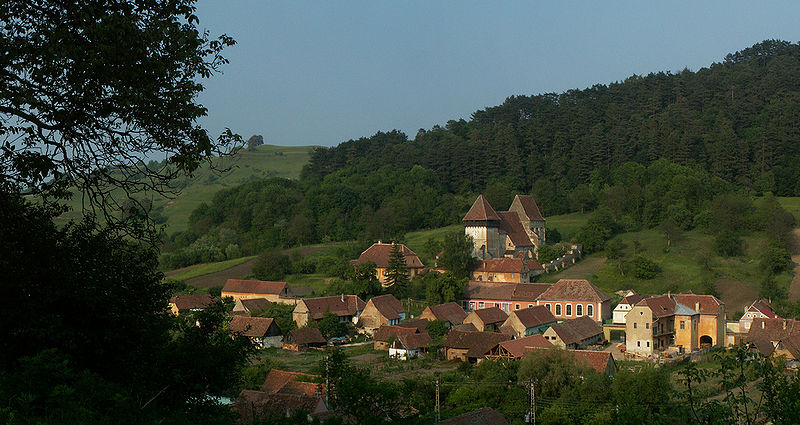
[251,250,292,281]
[424,272,466,305]
[385,243,409,287]
[437,231,477,279]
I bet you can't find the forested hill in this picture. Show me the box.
[167,40,800,266]
[303,39,800,211]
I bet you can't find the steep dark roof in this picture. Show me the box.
[239,298,272,314]
[781,334,800,359]
[169,294,213,311]
[524,259,544,271]
[444,330,510,357]
[513,195,544,221]
[440,407,509,425]
[465,281,551,302]
[396,319,429,333]
[469,307,508,326]
[548,316,603,346]
[462,194,501,222]
[474,258,528,273]
[497,211,534,247]
[637,295,677,318]
[510,306,557,329]
[289,328,326,345]
[568,350,615,374]
[300,295,366,320]
[619,292,646,306]
[366,294,405,320]
[261,369,320,395]
[538,279,611,302]
[497,334,552,358]
[748,299,779,319]
[395,332,433,350]
[223,279,287,295]
[424,302,468,325]
[350,242,424,269]
[374,325,418,342]
[229,316,278,338]
[747,318,800,343]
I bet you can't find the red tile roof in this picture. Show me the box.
[236,389,329,422]
[548,316,603,346]
[462,194,502,222]
[474,258,528,273]
[497,211,534,247]
[223,279,287,295]
[525,259,544,271]
[261,369,320,395]
[538,279,610,303]
[465,281,550,302]
[497,334,552,358]
[781,334,800,359]
[239,297,272,314]
[747,318,800,343]
[674,291,724,315]
[288,328,327,345]
[444,330,511,358]
[300,295,366,320]
[637,295,677,318]
[229,316,278,338]
[396,319,429,332]
[748,299,779,319]
[440,407,509,425]
[374,325,418,342]
[620,293,647,306]
[350,242,424,269]
[395,332,433,350]
[169,294,213,311]
[469,307,509,326]
[510,306,557,329]
[568,350,614,374]
[366,294,405,321]
[513,195,545,222]
[423,302,468,325]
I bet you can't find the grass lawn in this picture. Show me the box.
[539,228,791,309]
[546,211,591,241]
[285,273,332,294]
[165,255,256,281]
[777,196,800,221]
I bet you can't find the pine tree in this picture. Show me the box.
[385,242,409,287]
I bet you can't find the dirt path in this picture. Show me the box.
[788,229,800,301]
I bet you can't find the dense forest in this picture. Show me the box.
[163,40,800,267]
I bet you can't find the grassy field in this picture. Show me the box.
[539,228,791,314]
[546,211,592,240]
[165,255,256,281]
[777,196,800,221]
[56,144,315,232]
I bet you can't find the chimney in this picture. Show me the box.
[762,321,765,329]
[783,320,787,330]
[695,302,700,312]
[341,293,345,302]
[667,291,671,298]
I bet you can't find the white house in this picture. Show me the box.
[613,291,646,325]
[389,332,433,360]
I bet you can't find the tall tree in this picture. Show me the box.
[385,242,409,287]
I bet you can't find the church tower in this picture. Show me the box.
[462,194,502,259]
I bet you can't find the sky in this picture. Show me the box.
[194,1,800,147]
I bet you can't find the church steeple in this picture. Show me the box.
[462,194,501,223]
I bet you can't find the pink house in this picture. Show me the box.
[535,279,611,323]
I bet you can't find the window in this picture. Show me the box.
[545,303,551,311]
[637,341,640,347]
[510,274,514,279]
[587,304,593,317]
[478,302,484,309]
[647,341,650,347]
[566,304,572,316]
[515,304,520,310]
[646,323,650,329]
[680,321,685,330]
[576,304,583,316]
[634,322,637,329]
[528,304,533,308]
[555,304,562,315]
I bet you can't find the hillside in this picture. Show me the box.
[58,144,314,232]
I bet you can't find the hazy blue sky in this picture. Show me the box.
[195,1,800,147]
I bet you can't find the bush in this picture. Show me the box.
[628,255,660,279]
[714,231,743,257]
[252,250,292,281]
[760,241,792,273]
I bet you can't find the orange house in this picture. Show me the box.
[350,242,424,286]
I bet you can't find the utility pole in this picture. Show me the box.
[435,373,441,423]
[529,378,535,424]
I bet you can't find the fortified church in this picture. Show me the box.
[463,194,546,260]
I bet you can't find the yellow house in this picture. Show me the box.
[674,292,726,348]
[349,242,424,286]
[221,279,288,303]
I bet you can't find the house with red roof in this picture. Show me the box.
[612,290,647,324]
[389,332,433,360]
[373,324,418,350]
[463,307,509,332]
[228,316,283,349]
[234,369,329,423]
[350,242,424,286]
[232,297,272,316]
[463,194,546,260]
[486,334,552,359]
[740,299,780,332]
[419,302,467,327]
[443,330,511,363]
[168,294,213,316]
[543,316,604,349]
[292,294,366,328]
[222,279,289,303]
[471,258,532,283]
[536,279,612,323]
[499,305,557,338]
[673,291,726,348]
[568,350,617,376]
[356,294,406,334]
[461,280,551,313]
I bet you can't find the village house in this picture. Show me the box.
[499,305,557,339]
[373,324,418,350]
[168,294,213,316]
[462,194,546,260]
[232,297,271,316]
[228,316,283,349]
[389,332,433,360]
[292,294,366,328]
[356,294,405,334]
[773,334,800,364]
[349,242,424,286]
[536,279,612,323]
[568,350,617,376]
[542,316,604,349]
[419,302,467,327]
[461,281,551,312]
[745,317,800,353]
[222,279,289,303]
[740,299,780,332]
[471,258,531,283]
[283,328,327,351]
[443,330,511,363]
[612,291,646,324]
[440,407,509,425]
[463,307,508,332]
[235,369,329,423]
[625,295,699,356]
[485,334,552,360]
[396,318,429,333]
[673,291,726,348]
